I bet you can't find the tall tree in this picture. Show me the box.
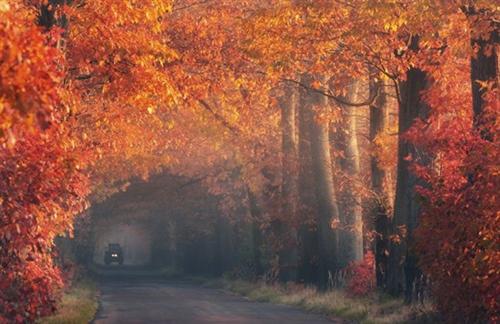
[387,37,430,298]
[463,4,498,140]
[369,72,391,289]
[278,83,299,282]
[305,76,340,290]
[339,80,364,266]
[297,83,320,285]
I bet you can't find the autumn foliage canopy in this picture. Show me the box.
[0,0,498,323]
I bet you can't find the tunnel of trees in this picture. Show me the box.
[0,1,498,323]
[76,173,239,276]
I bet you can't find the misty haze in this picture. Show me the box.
[1,1,498,324]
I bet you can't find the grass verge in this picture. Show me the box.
[201,278,440,324]
[39,279,98,324]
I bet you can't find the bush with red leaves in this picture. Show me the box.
[345,252,376,297]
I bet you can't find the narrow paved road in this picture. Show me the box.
[93,279,340,324]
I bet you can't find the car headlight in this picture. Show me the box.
[112,253,118,257]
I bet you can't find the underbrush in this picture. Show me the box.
[202,278,440,324]
[38,279,98,324]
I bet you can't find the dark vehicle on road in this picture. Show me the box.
[104,243,124,265]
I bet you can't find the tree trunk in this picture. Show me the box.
[38,0,68,29]
[247,188,264,278]
[304,75,340,290]
[466,7,498,140]
[38,0,69,53]
[387,66,429,299]
[340,80,364,267]
[297,84,320,285]
[369,73,391,289]
[278,83,299,282]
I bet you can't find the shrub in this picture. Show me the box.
[345,252,376,297]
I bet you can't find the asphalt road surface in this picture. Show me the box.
[93,279,341,324]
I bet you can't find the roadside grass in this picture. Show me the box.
[201,278,440,324]
[39,279,98,324]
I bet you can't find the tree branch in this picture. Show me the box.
[198,99,241,135]
[281,77,381,107]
